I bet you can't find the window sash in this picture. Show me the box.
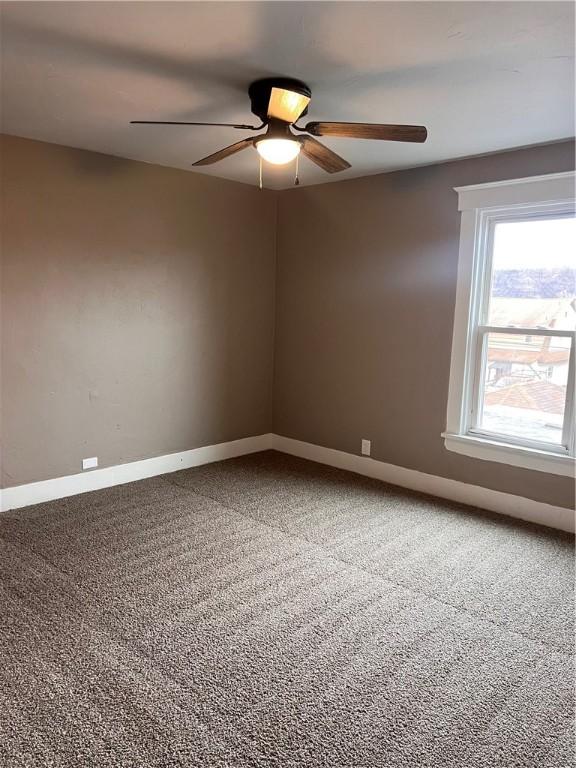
[476,325,574,339]
[478,210,576,331]
[468,327,575,454]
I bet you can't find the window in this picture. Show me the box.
[444,172,575,477]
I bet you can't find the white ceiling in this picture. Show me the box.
[1,2,574,189]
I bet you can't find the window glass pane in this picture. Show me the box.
[479,332,570,445]
[488,217,576,329]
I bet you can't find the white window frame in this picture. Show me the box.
[443,171,576,478]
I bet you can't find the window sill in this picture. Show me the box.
[442,432,575,478]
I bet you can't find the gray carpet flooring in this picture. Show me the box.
[1,450,574,768]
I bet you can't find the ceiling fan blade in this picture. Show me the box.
[192,137,255,166]
[303,122,428,143]
[300,136,351,174]
[131,121,262,130]
[267,87,310,123]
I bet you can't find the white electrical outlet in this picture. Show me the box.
[361,439,371,456]
[82,457,98,471]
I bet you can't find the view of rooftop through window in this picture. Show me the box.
[480,216,575,445]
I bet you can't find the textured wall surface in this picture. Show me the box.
[1,135,277,486]
[2,133,574,509]
[274,140,575,509]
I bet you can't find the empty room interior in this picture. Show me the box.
[1,2,575,766]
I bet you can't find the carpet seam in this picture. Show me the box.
[3,528,400,767]
[0,533,274,764]
[164,476,573,656]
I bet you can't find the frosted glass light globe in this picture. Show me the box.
[256,138,301,165]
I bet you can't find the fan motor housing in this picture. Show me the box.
[248,78,312,122]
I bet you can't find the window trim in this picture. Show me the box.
[444,172,576,478]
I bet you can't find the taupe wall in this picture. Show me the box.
[274,140,575,509]
[1,134,277,487]
[2,133,574,509]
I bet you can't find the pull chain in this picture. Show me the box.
[294,153,300,186]
[259,156,263,190]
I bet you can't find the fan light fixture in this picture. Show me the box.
[256,138,301,165]
[131,76,428,184]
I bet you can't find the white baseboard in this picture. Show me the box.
[2,432,573,533]
[271,435,575,533]
[0,434,274,513]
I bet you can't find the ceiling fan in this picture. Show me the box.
[131,77,427,179]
